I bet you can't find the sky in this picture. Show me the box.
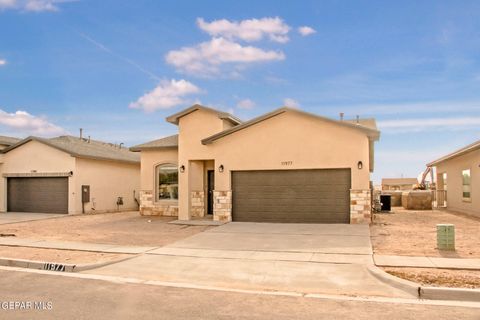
[0,0,479,183]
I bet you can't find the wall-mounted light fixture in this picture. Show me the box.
[179,165,185,173]
[357,161,363,170]
[218,164,224,173]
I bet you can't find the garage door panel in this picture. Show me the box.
[7,177,68,214]
[232,169,351,223]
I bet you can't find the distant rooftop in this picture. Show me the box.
[2,135,140,164]
[382,178,418,185]
[0,135,21,146]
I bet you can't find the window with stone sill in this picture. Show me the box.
[155,164,178,201]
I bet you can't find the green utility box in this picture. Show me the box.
[437,224,455,251]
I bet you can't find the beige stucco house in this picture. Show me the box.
[131,105,380,224]
[0,135,140,214]
[428,139,479,217]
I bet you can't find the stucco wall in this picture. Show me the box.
[0,140,76,213]
[178,109,226,219]
[140,149,178,190]
[434,149,479,217]
[74,158,140,214]
[208,111,371,190]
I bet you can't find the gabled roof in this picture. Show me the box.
[427,139,480,166]
[382,178,418,185]
[0,135,21,146]
[130,134,178,152]
[2,135,140,164]
[166,104,242,125]
[201,107,380,145]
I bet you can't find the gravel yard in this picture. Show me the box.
[0,211,212,247]
[371,208,480,258]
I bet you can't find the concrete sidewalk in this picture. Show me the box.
[374,255,480,270]
[0,237,158,254]
[0,212,66,225]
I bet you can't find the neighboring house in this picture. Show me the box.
[131,104,380,224]
[0,136,21,150]
[0,135,140,214]
[428,139,479,217]
[381,178,418,191]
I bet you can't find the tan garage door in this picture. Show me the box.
[7,177,68,214]
[232,169,351,223]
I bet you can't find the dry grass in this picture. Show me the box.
[0,246,130,264]
[384,267,480,289]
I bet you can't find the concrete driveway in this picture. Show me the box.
[0,212,66,225]
[85,222,412,298]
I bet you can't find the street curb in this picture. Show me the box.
[0,257,75,272]
[368,264,480,302]
[367,265,420,297]
[0,255,135,273]
[421,287,480,302]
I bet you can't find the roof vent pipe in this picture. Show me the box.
[79,128,83,139]
[88,136,91,143]
[340,112,344,121]
[119,143,124,149]
[356,115,360,124]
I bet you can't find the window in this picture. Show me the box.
[442,172,447,190]
[462,169,471,201]
[155,164,178,200]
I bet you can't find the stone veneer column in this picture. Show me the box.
[190,191,205,217]
[213,190,232,222]
[350,189,372,224]
[139,190,154,216]
[138,190,179,216]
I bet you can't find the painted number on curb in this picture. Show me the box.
[43,263,66,272]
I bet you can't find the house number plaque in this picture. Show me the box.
[281,161,293,166]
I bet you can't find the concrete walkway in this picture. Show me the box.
[375,255,480,270]
[0,237,157,254]
[0,212,66,225]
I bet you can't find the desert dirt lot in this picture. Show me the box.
[370,208,480,258]
[0,246,130,264]
[0,211,212,247]
[384,267,480,289]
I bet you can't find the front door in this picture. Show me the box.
[207,170,214,215]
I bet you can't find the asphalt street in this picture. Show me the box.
[0,268,478,320]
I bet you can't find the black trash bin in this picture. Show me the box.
[380,195,391,212]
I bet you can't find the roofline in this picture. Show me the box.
[129,145,178,152]
[201,107,380,145]
[166,104,242,125]
[2,136,140,164]
[427,139,480,166]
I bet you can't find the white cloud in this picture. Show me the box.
[283,98,300,109]
[236,98,255,109]
[378,117,480,132]
[165,37,285,76]
[298,26,316,36]
[0,0,16,9]
[129,79,201,112]
[0,109,65,136]
[0,0,62,12]
[0,59,6,66]
[197,17,290,43]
